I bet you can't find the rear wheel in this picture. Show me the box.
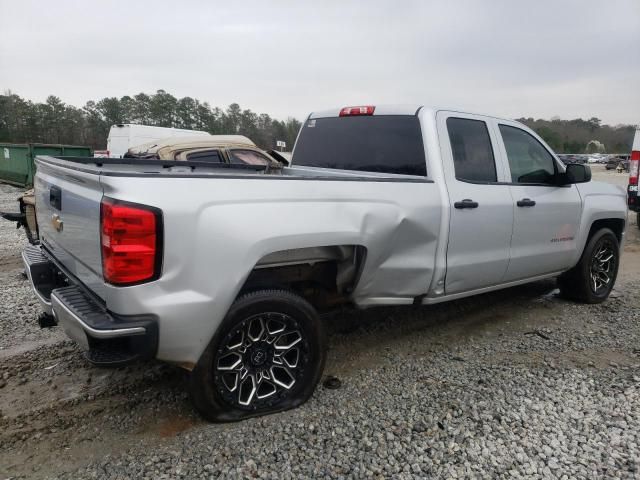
[558,228,619,303]
[190,289,326,422]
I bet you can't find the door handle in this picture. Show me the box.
[516,198,536,207]
[49,186,62,210]
[454,199,479,209]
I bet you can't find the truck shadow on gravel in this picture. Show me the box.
[324,272,637,378]
[326,278,559,341]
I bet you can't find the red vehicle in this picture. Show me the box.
[628,126,640,228]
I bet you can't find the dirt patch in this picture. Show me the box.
[488,349,639,370]
[156,415,199,438]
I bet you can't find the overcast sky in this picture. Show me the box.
[1,0,638,124]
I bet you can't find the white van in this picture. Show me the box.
[106,124,210,158]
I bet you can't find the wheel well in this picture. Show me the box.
[240,245,366,311]
[588,218,625,243]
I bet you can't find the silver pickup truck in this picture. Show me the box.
[23,105,627,421]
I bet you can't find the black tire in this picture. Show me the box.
[189,289,326,422]
[558,228,619,304]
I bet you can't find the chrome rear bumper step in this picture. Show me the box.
[22,244,159,366]
[51,286,147,350]
[22,244,58,314]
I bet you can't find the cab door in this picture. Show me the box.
[437,112,514,294]
[494,122,582,281]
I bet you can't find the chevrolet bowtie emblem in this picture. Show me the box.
[51,213,63,232]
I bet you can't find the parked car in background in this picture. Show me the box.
[627,126,640,228]
[557,154,586,165]
[107,124,211,158]
[125,135,282,167]
[605,157,629,171]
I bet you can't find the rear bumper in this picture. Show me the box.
[22,244,158,365]
[21,245,54,315]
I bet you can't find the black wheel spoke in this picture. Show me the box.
[589,238,616,295]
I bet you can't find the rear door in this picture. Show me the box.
[437,112,514,294]
[495,122,582,281]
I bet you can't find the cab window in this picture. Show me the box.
[447,117,497,183]
[229,149,271,166]
[292,115,427,176]
[185,150,222,163]
[499,125,557,184]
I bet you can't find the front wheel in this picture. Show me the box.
[558,228,619,303]
[190,289,326,422]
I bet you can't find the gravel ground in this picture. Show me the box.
[1,168,639,479]
[0,184,65,352]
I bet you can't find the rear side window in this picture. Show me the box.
[499,125,556,184]
[186,150,222,163]
[229,149,271,166]
[447,117,497,183]
[293,115,427,176]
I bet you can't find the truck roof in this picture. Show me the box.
[308,104,510,121]
[127,135,256,156]
[109,124,210,134]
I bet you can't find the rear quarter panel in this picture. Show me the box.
[99,175,442,364]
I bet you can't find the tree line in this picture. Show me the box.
[517,116,635,154]
[0,90,635,154]
[0,90,302,151]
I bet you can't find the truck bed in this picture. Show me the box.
[39,155,431,181]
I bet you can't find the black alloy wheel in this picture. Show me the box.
[189,289,326,422]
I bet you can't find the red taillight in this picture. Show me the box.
[101,198,162,285]
[629,151,640,185]
[339,105,375,117]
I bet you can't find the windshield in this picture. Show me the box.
[292,115,426,176]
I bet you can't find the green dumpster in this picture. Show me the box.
[0,143,93,187]
[0,144,30,187]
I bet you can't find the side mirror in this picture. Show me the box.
[268,150,290,167]
[559,163,591,185]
